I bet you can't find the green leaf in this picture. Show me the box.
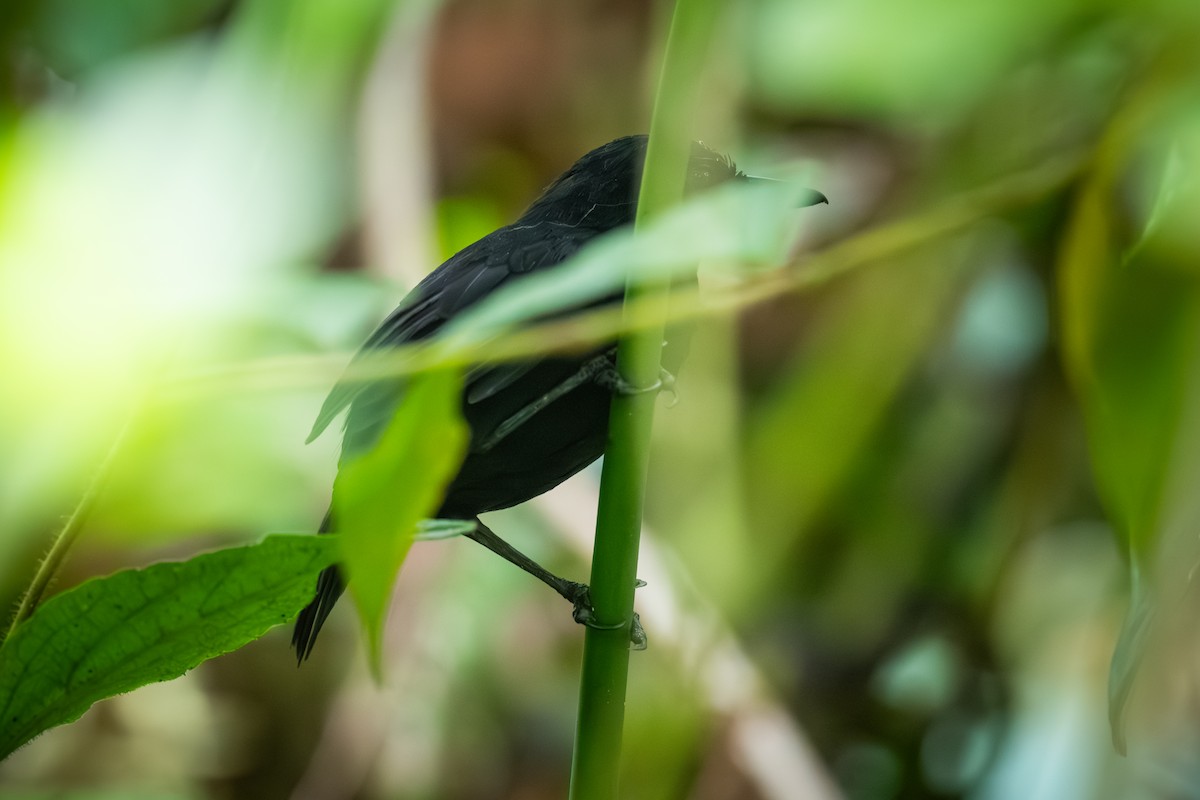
[333,369,468,677]
[443,178,813,346]
[1058,106,1200,753]
[30,0,230,77]
[1060,167,1200,555]
[739,237,975,609]
[0,534,339,760]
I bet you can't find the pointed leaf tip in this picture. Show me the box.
[334,369,468,678]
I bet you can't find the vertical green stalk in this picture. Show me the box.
[568,1,723,798]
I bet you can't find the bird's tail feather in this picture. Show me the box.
[292,510,344,664]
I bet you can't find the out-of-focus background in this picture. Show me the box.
[2,0,1200,798]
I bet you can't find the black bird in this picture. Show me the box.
[293,134,826,661]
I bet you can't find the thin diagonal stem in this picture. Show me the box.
[4,408,137,643]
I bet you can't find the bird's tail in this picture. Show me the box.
[292,509,344,664]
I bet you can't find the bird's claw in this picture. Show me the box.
[593,362,679,404]
[566,581,648,650]
[659,368,679,407]
[594,370,659,396]
[630,613,647,650]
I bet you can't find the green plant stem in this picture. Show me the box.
[568,1,722,797]
[4,409,136,643]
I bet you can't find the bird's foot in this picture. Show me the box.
[564,581,648,650]
[591,360,678,404]
[658,368,679,406]
[477,360,674,455]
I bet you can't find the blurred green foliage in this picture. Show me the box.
[1,0,1200,798]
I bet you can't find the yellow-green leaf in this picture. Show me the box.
[333,369,468,676]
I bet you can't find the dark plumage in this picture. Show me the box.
[293,135,825,661]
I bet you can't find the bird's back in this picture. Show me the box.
[321,218,616,500]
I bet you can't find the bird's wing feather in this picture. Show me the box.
[309,223,593,454]
[461,228,594,404]
[305,244,502,448]
[306,293,441,444]
[465,360,542,404]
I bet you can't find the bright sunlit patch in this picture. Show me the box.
[0,43,345,542]
[0,47,334,399]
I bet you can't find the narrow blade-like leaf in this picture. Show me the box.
[1058,106,1200,752]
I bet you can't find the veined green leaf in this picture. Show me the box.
[333,369,468,677]
[0,534,339,759]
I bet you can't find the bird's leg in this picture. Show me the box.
[464,518,647,648]
[463,519,585,603]
[475,355,676,454]
[588,355,677,400]
[474,365,596,453]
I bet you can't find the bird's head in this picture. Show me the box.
[521,135,825,229]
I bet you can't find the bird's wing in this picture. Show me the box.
[309,223,592,455]
[306,292,442,444]
[459,228,600,404]
[464,360,542,404]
